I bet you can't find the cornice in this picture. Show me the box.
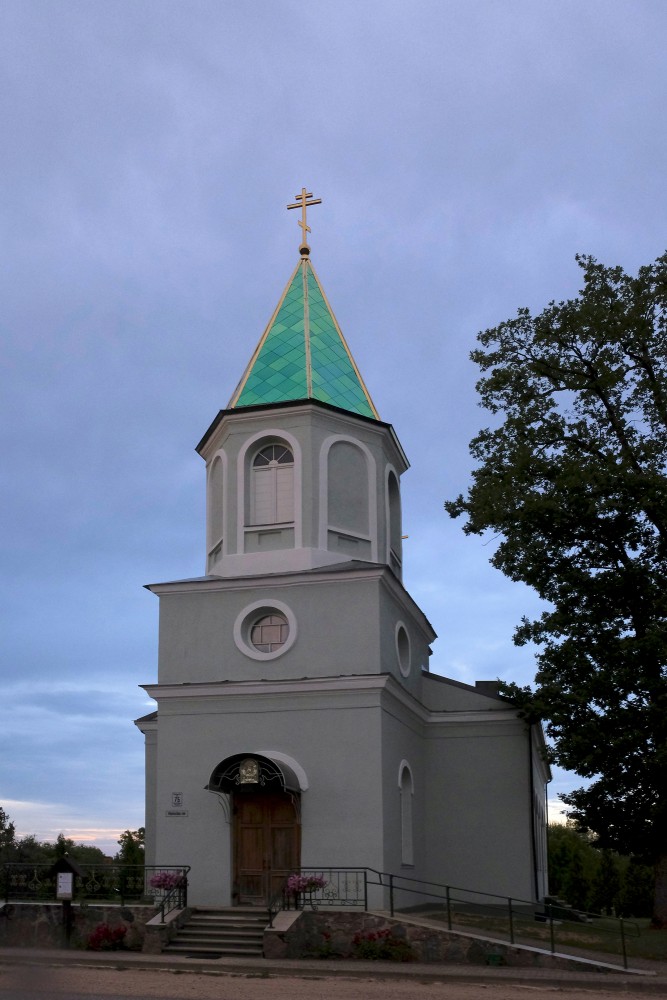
[142,674,390,701]
[141,672,520,728]
[146,561,389,596]
[196,398,408,470]
[145,565,436,646]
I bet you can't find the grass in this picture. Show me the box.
[424,909,667,964]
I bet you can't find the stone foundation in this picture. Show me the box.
[264,910,617,971]
[0,902,154,952]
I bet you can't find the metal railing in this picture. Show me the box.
[4,862,639,968]
[268,868,368,925]
[269,867,640,969]
[2,863,189,913]
[154,874,188,921]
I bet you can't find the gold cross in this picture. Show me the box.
[287,187,322,255]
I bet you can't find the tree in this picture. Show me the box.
[445,253,667,925]
[548,824,597,911]
[620,856,654,918]
[591,849,622,915]
[52,832,109,865]
[114,828,145,866]
[0,806,17,863]
[14,834,51,864]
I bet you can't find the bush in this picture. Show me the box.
[87,922,127,951]
[352,928,415,962]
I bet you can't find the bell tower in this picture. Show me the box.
[197,194,408,581]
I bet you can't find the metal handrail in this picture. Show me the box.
[274,866,639,970]
[155,871,189,922]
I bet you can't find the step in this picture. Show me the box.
[174,931,263,942]
[178,924,264,941]
[162,907,268,957]
[189,916,267,926]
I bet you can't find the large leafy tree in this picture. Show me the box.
[445,253,667,925]
[0,806,17,863]
[115,828,145,866]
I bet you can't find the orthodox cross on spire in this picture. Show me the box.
[287,187,322,256]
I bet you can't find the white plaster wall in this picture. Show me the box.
[379,693,425,889]
[142,726,157,868]
[421,673,504,711]
[378,586,432,700]
[423,716,536,902]
[151,686,385,906]
[155,577,382,685]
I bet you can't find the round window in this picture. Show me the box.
[234,600,297,661]
[250,613,289,653]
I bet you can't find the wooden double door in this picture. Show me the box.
[233,791,300,905]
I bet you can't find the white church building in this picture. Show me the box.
[135,193,549,909]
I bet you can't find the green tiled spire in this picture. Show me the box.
[228,258,379,419]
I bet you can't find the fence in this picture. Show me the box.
[271,867,640,969]
[2,863,189,915]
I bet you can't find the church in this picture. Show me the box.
[135,190,549,909]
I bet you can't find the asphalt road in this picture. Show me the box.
[0,964,660,1000]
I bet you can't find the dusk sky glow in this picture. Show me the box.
[2,1,667,852]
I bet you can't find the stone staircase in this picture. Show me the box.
[163,907,268,957]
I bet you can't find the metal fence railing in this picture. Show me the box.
[2,863,189,915]
[269,867,640,969]
[4,862,640,968]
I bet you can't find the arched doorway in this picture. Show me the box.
[206,754,301,906]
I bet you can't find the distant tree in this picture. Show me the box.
[0,806,17,863]
[14,835,51,864]
[591,849,622,915]
[548,824,597,910]
[446,253,667,925]
[66,842,110,865]
[51,833,109,865]
[619,857,655,918]
[115,828,145,866]
[6,829,109,867]
[54,833,75,859]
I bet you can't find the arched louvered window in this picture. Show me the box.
[208,456,224,552]
[399,762,414,866]
[250,444,294,525]
[388,470,402,573]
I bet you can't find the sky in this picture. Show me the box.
[2,0,666,855]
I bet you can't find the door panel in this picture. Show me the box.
[234,792,300,905]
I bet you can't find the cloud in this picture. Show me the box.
[1,0,665,848]
[2,797,128,853]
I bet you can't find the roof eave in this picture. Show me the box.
[195,397,408,468]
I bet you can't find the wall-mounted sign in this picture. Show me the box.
[171,792,183,807]
[165,809,188,817]
[56,872,74,900]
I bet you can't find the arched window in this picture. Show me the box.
[399,761,414,866]
[208,456,224,556]
[387,470,402,573]
[327,441,370,536]
[250,444,294,525]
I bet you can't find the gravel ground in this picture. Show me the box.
[0,964,660,1000]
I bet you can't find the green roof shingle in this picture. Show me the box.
[229,258,378,419]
